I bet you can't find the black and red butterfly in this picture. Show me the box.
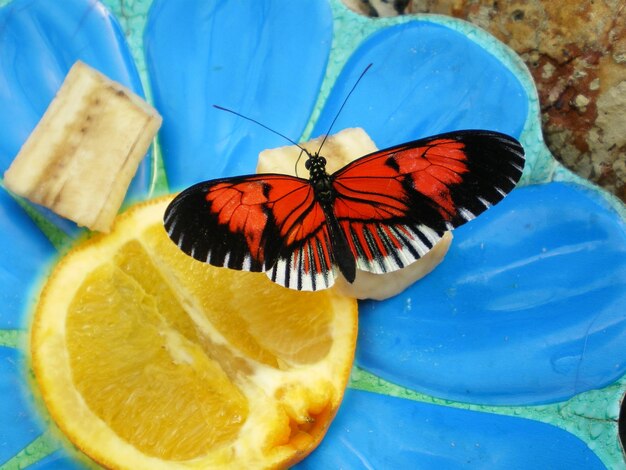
[164,129,524,291]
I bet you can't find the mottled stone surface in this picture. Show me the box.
[344,0,626,202]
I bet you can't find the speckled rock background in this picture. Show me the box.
[344,0,626,203]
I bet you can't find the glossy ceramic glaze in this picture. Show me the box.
[0,0,624,468]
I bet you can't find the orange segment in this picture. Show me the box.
[31,196,358,469]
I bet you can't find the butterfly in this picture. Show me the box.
[164,129,525,291]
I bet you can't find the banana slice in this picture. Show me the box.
[258,127,378,175]
[3,61,162,232]
[257,128,452,300]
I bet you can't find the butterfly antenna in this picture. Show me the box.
[294,148,306,177]
[213,105,308,154]
[316,63,373,155]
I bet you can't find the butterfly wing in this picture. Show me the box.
[163,174,336,291]
[331,130,525,274]
[165,130,524,290]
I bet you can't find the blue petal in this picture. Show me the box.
[0,346,45,466]
[145,0,332,190]
[358,183,626,405]
[0,187,55,329]
[312,20,528,147]
[0,0,152,234]
[298,389,606,469]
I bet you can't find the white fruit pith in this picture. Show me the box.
[3,61,162,232]
[256,128,452,300]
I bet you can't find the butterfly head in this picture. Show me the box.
[305,153,328,180]
[305,152,336,206]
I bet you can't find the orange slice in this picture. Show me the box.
[31,196,358,469]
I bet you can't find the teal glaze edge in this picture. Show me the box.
[0,428,97,470]
[349,367,625,469]
[0,329,25,348]
[0,426,102,470]
[0,431,58,470]
[100,0,169,198]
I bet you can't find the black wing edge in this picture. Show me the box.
[440,130,525,228]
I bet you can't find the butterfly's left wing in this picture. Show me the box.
[331,130,525,274]
[164,174,337,291]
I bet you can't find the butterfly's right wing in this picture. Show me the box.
[331,130,525,274]
[164,174,337,290]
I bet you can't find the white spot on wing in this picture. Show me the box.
[166,217,177,236]
[271,258,287,287]
[242,255,252,271]
[459,208,475,221]
[176,232,185,249]
[402,226,429,257]
[418,225,440,246]
[511,162,524,172]
[478,197,491,209]
[163,209,175,226]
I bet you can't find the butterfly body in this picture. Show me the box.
[164,130,525,291]
[302,153,358,283]
[306,155,333,204]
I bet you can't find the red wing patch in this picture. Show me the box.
[205,180,271,260]
[390,139,469,219]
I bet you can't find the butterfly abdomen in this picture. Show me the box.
[323,204,357,283]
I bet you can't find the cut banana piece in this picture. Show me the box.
[3,61,162,232]
[258,127,378,175]
[257,128,452,300]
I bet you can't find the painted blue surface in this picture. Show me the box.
[298,389,606,469]
[312,21,528,147]
[358,182,626,405]
[0,187,55,329]
[145,0,333,190]
[0,346,44,466]
[0,0,152,235]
